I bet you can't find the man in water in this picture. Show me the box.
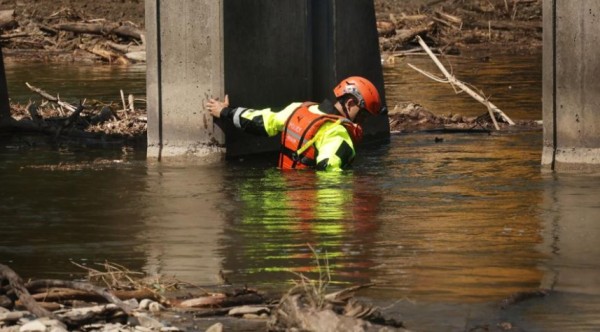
[205,76,383,172]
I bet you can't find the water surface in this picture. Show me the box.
[2,53,600,331]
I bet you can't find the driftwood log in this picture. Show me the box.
[52,22,143,40]
[380,22,434,51]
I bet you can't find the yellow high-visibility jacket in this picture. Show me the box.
[219,100,357,171]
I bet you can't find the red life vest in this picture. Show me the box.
[278,102,363,170]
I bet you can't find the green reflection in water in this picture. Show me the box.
[224,168,382,281]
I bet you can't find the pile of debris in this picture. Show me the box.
[388,102,541,134]
[1,258,410,332]
[0,6,144,64]
[375,0,542,55]
[2,83,146,146]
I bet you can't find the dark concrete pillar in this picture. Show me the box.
[543,0,600,171]
[146,0,388,159]
[223,0,389,157]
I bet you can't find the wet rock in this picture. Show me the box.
[179,294,226,308]
[147,302,164,314]
[0,295,12,309]
[138,299,164,313]
[451,114,463,123]
[132,313,163,330]
[0,311,25,323]
[204,323,223,332]
[18,318,67,332]
[133,326,152,332]
[19,320,46,332]
[228,305,270,317]
[138,299,152,311]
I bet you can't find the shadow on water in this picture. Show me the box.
[2,53,600,331]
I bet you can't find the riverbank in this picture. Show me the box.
[0,0,541,63]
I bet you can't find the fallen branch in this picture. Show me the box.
[0,32,29,40]
[0,264,53,318]
[25,82,77,113]
[24,287,158,304]
[26,279,135,315]
[408,35,514,128]
[53,22,143,40]
[380,22,434,51]
[105,41,144,53]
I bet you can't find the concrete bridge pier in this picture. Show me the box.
[543,0,600,171]
[145,1,225,160]
[145,0,388,160]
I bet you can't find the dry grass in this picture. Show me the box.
[71,260,184,296]
[285,244,332,310]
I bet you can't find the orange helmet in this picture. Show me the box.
[333,76,382,115]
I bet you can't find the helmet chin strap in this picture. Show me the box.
[340,101,352,120]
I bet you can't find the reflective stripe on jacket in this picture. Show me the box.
[219,101,360,171]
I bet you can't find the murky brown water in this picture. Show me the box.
[3,62,146,105]
[2,53,600,331]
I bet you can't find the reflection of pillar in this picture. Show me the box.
[542,1,600,171]
[0,42,10,125]
[141,164,226,284]
[541,177,600,295]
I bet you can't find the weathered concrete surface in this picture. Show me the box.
[145,0,225,160]
[543,0,600,171]
[146,0,388,159]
